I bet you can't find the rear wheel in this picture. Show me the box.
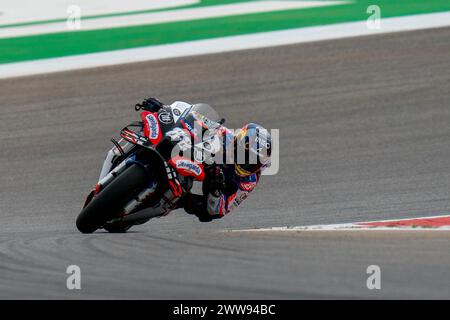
[76,164,149,234]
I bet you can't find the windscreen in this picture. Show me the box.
[181,103,223,134]
[190,103,220,123]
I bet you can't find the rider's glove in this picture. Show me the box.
[135,97,164,112]
[205,166,225,197]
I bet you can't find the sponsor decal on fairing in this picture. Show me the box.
[172,108,181,117]
[146,113,160,140]
[171,102,191,123]
[176,159,202,176]
[158,111,173,124]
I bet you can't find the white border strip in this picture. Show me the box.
[1,11,450,79]
[233,214,450,232]
[0,1,344,39]
[0,0,199,26]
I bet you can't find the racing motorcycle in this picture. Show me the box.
[76,102,224,233]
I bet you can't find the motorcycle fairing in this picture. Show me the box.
[168,156,205,181]
[141,111,163,145]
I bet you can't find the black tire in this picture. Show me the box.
[103,216,153,233]
[103,221,132,233]
[76,164,149,234]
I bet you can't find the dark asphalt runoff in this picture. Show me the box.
[1,27,450,299]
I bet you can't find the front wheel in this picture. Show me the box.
[103,221,132,233]
[76,164,149,234]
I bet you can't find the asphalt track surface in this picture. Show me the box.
[1,27,450,299]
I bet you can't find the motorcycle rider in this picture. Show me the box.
[136,98,272,222]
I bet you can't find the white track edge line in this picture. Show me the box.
[1,11,450,80]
